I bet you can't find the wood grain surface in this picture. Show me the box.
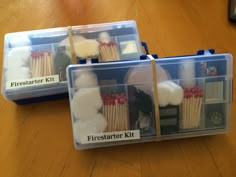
[0,0,236,177]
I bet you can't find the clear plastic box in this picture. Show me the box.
[1,20,142,104]
[67,53,233,149]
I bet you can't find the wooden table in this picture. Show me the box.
[0,0,236,177]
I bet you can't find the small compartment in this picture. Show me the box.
[71,21,142,63]
[160,105,179,134]
[204,77,231,104]
[195,58,227,77]
[117,34,141,60]
[205,103,226,129]
[127,84,156,137]
[4,43,57,87]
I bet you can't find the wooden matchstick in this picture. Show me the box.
[40,51,43,77]
[43,52,46,76]
[181,99,185,129]
[113,103,116,131]
[194,97,199,128]
[36,56,39,77]
[31,53,35,78]
[124,103,127,130]
[49,52,53,75]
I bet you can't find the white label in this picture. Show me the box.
[84,130,140,144]
[6,75,60,90]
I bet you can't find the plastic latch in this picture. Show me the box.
[197,49,215,55]
[79,59,86,64]
[140,54,158,60]
[141,42,149,54]
[140,55,147,60]
[91,58,98,63]
[152,54,158,59]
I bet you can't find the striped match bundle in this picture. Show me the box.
[31,51,53,77]
[181,86,204,129]
[99,41,119,62]
[102,93,128,132]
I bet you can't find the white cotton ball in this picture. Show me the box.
[73,113,107,144]
[71,87,102,119]
[164,81,184,105]
[5,47,31,69]
[9,36,31,47]
[75,71,98,89]
[5,67,31,81]
[98,32,111,42]
[59,35,86,47]
[157,82,171,107]
[74,39,99,58]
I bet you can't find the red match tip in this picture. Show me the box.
[118,97,126,104]
[199,91,204,97]
[120,93,125,97]
[111,94,119,99]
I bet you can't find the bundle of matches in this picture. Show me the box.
[31,51,53,77]
[102,93,128,132]
[98,32,119,62]
[181,87,204,129]
[99,41,119,62]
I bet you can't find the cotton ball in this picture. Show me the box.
[157,82,171,107]
[59,35,86,47]
[98,32,111,42]
[73,113,107,144]
[71,87,102,119]
[164,81,184,105]
[74,39,99,58]
[75,71,98,89]
[5,67,31,81]
[9,36,31,47]
[5,47,31,69]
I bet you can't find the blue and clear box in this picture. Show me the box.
[1,20,142,104]
[67,52,233,149]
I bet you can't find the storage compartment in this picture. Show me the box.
[67,53,233,149]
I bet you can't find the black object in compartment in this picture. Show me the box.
[205,103,225,128]
[159,105,179,135]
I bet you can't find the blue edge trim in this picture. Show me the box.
[14,92,69,104]
[13,48,215,104]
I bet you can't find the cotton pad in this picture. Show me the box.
[58,35,86,47]
[98,32,111,42]
[9,36,31,47]
[71,87,102,119]
[73,113,107,144]
[157,81,184,106]
[125,63,169,96]
[5,47,31,69]
[5,67,31,81]
[157,82,171,107]
[164,81,183,105]
[74,39,99,58]
[74,71,98,89]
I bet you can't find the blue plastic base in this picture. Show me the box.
[13,92,69,104]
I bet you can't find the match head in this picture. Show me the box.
[98,32,111,42]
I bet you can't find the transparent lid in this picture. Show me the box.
[1,20,142,101]
[67,53,233,149]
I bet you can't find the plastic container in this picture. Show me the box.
[67,52,233,149]
[1,20,142,104]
